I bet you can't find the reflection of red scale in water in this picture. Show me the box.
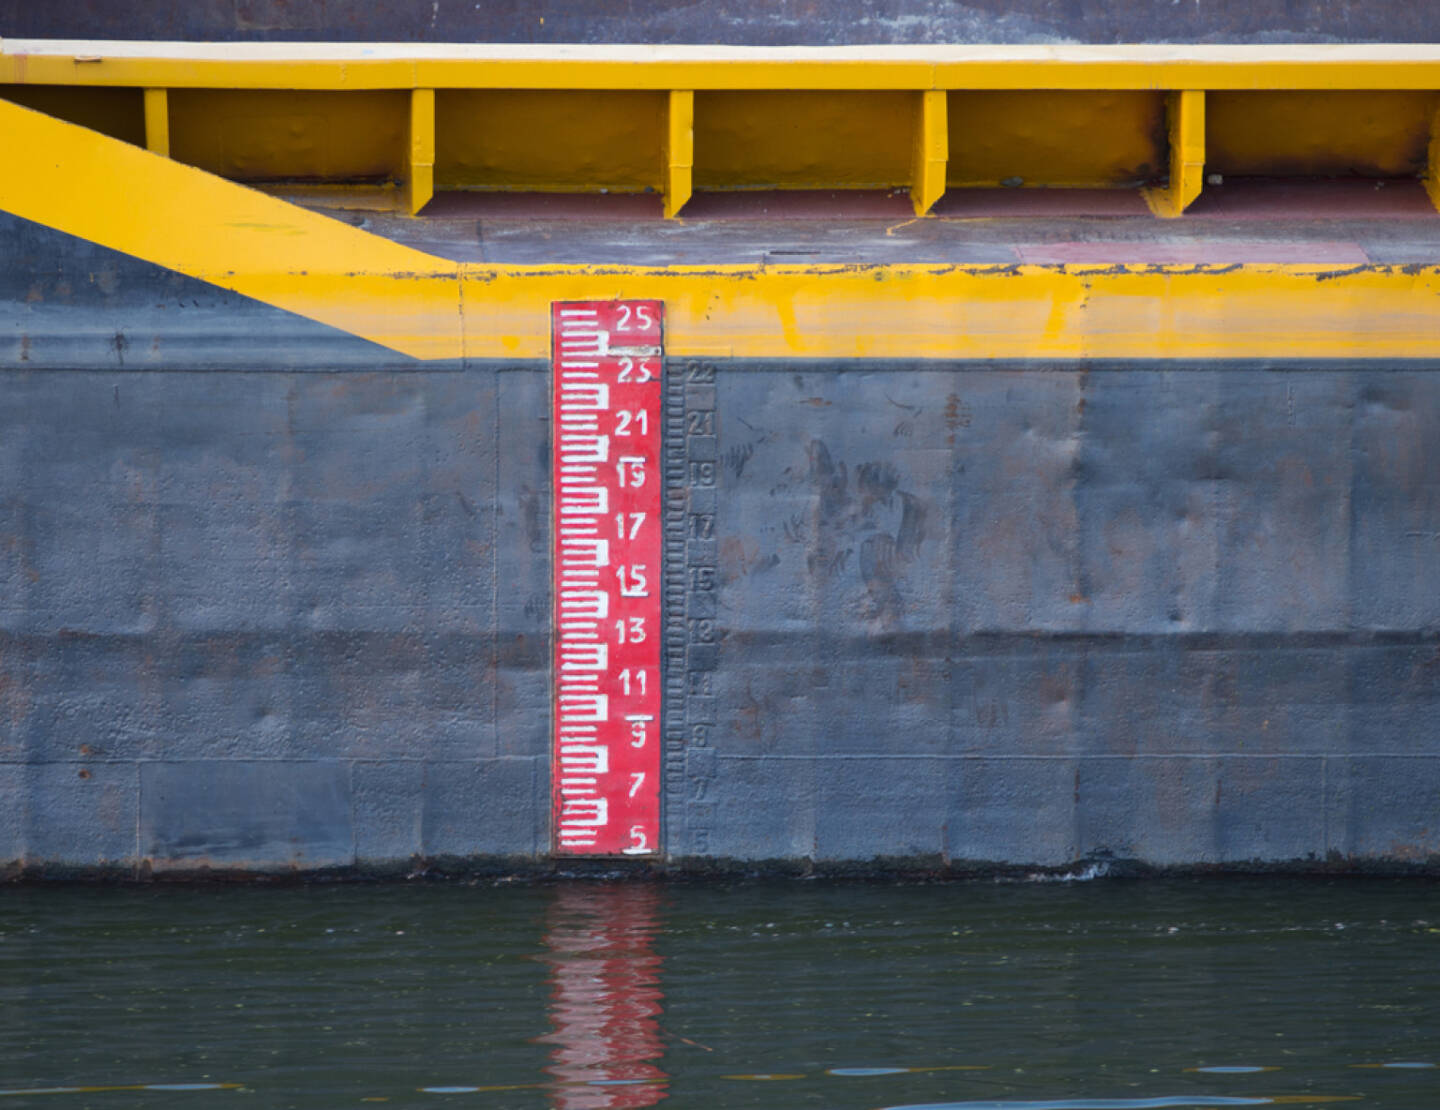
[538,886,668,1110]
[552,301,663,857]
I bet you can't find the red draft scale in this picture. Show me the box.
[552,301,664,856]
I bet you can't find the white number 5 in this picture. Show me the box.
[623,824,651,854]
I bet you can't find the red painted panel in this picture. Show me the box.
[553,300,664,857]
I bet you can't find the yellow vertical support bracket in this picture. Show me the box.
[408,87,435,216]
[1426,105,1440,213]
[1146,89,1205,219]
[912,90,947,216]
[143,87,169,157]
[664,89,694,220]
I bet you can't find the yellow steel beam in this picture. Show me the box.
[435,90,666,193]
[664,89,693,219]
[694,90,912,190]
[141,86,168,155]
[408,87,435,215]
[1144,90,1205,218]
[911,90,947,215]
[947,90,1165,189]
[1425,105,1440,213]
[6,42,1440,91]
[5,93,1440,366]
[1209,90,1434,178]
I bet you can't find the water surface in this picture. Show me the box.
[2,879,1437,1109]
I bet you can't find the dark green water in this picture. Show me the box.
[2,879,1438,1110]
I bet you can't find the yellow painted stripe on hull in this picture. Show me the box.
[466,264,1440,362]
[3,95,1440,364]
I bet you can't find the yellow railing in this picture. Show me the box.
[4,42,1440,217]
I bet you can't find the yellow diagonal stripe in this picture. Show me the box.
[0,96,464,361]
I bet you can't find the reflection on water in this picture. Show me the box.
[538,886,668,1109]
[879,1100,1276,1110]
[0,879,1437,1107]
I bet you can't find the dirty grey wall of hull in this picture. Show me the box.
[684,362,1440,868]
[3,216,1440,875]
[4,0,1438,44]
[7,359,1440,873]
[1,366,554,872]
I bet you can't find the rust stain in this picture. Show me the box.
[943,393,971,446]
[1036,666,1074,707]
[718,534,765,582]
[733,679,764,743]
